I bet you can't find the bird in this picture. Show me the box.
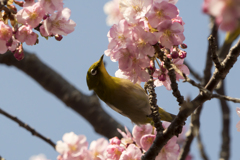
[86,55,176,125]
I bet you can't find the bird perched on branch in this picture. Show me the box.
[86,55,176,125]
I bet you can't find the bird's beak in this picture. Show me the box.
[100,54,104,62]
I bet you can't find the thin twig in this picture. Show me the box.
[0,107,56,149]
[209,35,222,70]
[216,82,230,160]
[212,94,240,103]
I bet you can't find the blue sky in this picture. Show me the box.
[0,0,239,160]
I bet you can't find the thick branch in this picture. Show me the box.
[0,51,124,139]
[0,107,56,149]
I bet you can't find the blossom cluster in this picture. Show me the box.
[104,0,189,90]
[40,123,192,160]
[202,0,240,31]
[0,0,76,60]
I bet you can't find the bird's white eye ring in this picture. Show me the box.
[91,69,97,75]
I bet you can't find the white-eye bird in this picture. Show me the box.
[86,55,176,125]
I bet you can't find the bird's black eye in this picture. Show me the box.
[91,69,97,75]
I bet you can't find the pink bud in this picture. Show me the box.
[14,44,24,61]
[43,14,49,20]
[55,34,63,41]
[179,51,187,59]
[180,43,187,49]
[171,51,179,59]
[6,38,13,47]
[158,74,166,81]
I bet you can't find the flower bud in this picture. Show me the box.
[180,43,187,49]
[158,74,166,81]
[43,14,49,20]
[14,44,24,61]
[55,34,63,41]
[171,51,179,59]
[6,38,13,47]
[179,51,187,59]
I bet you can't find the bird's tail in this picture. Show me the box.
[158,107,176,123]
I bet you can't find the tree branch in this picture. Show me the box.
[211,93,240,103]
[0,51,124,139]
[0,107,56,149]
[215,82,230,160]
[144,39,240,160]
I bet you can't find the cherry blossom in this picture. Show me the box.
[89,138,109,160]
[203,0,240,31]
[146,1,179,28]
[15,25,37,46]
[16,2,46,28]
[104,144,125,160]
[119,0,152,24]
[56,132,89,160]
[140,134,156,151]
[156,20,185,49]
[104,0,124,26]
[172,58,190,81]
[43,8,76,36]
[132,124,153,146]
[39,0,64,14]
[119,144,142,160]
[155,136,179,160]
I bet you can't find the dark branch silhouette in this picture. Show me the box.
[0,51,124,139]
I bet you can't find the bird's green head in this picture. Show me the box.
[86,54,107,90]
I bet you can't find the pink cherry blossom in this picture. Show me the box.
[153,68,172,90]
[172,58,190,81]
[156,20,185,49]
[0,21,12,41]
[119,144,142,160]
[43,8,76,36]
[8,37,20,52]
[104,0,124,26]
[29,154,50,160]
[236,107,240,132]
[0,39,8,54]
[39,24,49,36]
[89,138,109,160]
[131,25,157,57]
[203,0,240,31]
[56,132,88,160]
[14,44,24,61]
[104,19,132,60]
[155,136,179,160]
[104,144,125,160]
[132,124,153,146]
[117,127,134,146]
[15,25,37,46]
[39,0,64,14]
[146,1,179,28]
[140,134,156,151]
[16,2,46,28]
[110,137,121,145]
[119,0,152,24]
[114,47,136,71]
